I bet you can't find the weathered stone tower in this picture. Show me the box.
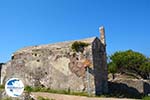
[92,26,108,95]
[100,26,106,46]
[0,26,108,95]
[99,26,108,94]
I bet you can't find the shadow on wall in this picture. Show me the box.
[144,81,150,95]
[108,81,142,99]
[0,63,3,83]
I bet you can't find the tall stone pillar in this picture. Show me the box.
[99,26,108,94]
[99,26,106,46]
[0,63,3,85]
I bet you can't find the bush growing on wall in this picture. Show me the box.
[71,41,89,53]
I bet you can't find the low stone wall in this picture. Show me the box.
[143,80,150,95]
[108,79,150,98]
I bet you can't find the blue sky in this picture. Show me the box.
[0,0,150,62]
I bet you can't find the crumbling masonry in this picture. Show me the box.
[0,26,108,95]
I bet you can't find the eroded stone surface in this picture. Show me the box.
[1,37,108,95]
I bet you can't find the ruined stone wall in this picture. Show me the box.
[0,38,96,93]
[0,37,108,95]
[109,79,150,98]
[92,38,108,95]
[0,63,3,84]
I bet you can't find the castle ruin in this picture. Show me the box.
[0,26,108,95]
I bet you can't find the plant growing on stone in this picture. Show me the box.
[0,85,4,90]
[71,41,89,53]
[25,86,33,92]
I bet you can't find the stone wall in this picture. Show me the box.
[0,25,110,98]
[108,79,150,98]
[0,37,108,95]
[0,63,3,84]
[92,37,108,95]
[3,45,92,92]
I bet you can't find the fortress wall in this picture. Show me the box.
[0,35,108,95]
[1,39,98,94]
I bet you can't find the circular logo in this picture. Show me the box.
[5,78,24,97]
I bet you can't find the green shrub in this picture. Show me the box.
[24,85,33,92]
[0,84,5,89]
[37,96,49,100]
[37,96,55,100]
[142,96,150,100]
[71,41,89,52]
[70,91,88,96]
[32,87,41,92]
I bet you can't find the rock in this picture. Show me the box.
[0,90,34,100]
